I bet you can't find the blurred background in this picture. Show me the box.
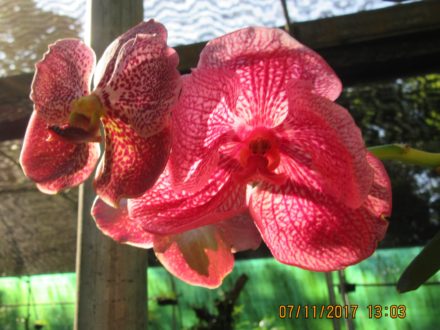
[0,0,439,329]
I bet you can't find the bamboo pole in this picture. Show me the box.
[74,1,147,329]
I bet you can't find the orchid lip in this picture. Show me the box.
[47,94,106,144]
[70,94,105,119]
[235,128,285,185]
[234,155,287,185]
[48,125,101,144]
[69,94,106,131]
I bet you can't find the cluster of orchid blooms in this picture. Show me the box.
[20,20,391,288]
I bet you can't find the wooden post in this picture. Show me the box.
[74,1,146,329]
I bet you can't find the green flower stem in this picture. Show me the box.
[368,144,440,169]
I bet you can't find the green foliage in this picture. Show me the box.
[1,251,439,329]
[340,74,440,247]
[0,290,20,330]
[0,275,75,330]
[398,231,440,293]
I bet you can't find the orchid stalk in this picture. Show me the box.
[369,144,440,170]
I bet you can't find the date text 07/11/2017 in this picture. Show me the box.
[278,304,406,319]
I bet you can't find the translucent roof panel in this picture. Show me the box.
[286,0,421,22]
[144,0,286,46]
[0,0,423,77]
[0,0,86,77]
[145,0,421,46]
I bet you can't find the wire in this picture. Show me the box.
[280,0,292,34]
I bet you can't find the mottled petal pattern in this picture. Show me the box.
[95,115,171,207]
[278,87,373,208]
[199,27,342,102]
[216,212,262,252]
[153,226,234,288]
[92,198,154,249]
[96,32,180,137]
[249,155,391,271]
[31,39,95,125]
[128,167,247,235]
[20,111,100,193]
[94,19,168,88]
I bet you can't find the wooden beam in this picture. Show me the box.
[176,1,440,81]
[74,1,147,330]
[1,1,440,142]
[0,73,33,141]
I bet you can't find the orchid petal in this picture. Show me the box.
[363,153,392,239]
[153,226,234,288]
[94,19,167,88]
[96,32,180,137]
[128,166,247,236]
[31,39,95,125]
[94,115,171,207]
[278,87,373,208]
[92,197,154,249]
[199,27,341,102]
[20,111,99,193]
[170,28,343,189]
[216,212,262,252]
[170,70,239,189]
[249,154,391,271]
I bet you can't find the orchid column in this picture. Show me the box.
[75,1,147,329]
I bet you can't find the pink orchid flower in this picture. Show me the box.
[91,27,392,288]
[92,179,262,288]
[139,27,391,271]
[20,20,180,207]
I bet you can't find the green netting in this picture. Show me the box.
[148,258,331,330]
[341,247,440,330]
[0,247,438,330]
[0,274,75,330]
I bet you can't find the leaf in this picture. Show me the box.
[397,230,440,293]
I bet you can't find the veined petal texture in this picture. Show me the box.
[249,154,391,271]
[92,198,154,249]
[128,167,247,235]
[154,226,234,288]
